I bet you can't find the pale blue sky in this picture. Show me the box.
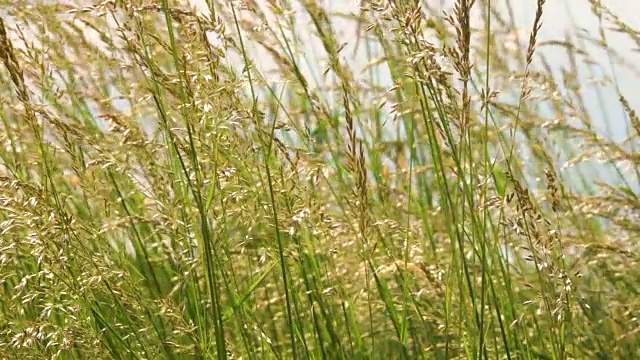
[185,0,639,137]
[182,0,639,190]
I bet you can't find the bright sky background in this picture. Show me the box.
[182,0,639,191]
[182,0,640,142]
[10,0,636,141]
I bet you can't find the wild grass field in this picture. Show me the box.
[0,0,639,359]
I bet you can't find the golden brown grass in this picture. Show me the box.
[0,0,639,359]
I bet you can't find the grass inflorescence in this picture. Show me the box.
[0,0,639,359]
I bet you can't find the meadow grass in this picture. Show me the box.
[0,0,639,359]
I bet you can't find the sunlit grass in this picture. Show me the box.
[0,0,639,359]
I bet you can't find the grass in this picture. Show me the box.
[0,0,639,359]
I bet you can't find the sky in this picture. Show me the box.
[181,0,640,140]
[13,0,636,141]
[190,0,637,191]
